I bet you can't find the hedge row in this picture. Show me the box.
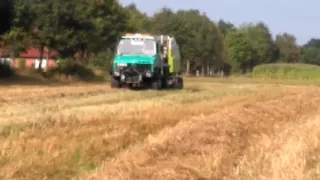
[252,63,320,79]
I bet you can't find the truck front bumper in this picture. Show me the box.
[120,73,142,83]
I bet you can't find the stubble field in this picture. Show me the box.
[1,77,320,180]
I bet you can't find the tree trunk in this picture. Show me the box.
[207,64,210,76]
[186,59,190,75]
[37,45,44,72]
[79,45,87,65]
[10,52,15,69]
[81,50,87,65]
[201,66,205,76]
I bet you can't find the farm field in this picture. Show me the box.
[1,77,320,180]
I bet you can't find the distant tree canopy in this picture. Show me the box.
[1,0,318,74]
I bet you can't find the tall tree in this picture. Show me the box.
[217,19,235,38]
[151,8,194,74]
[216,19,235,75]
[301,38,320,65]
[194,13,223,75]
[274,33,301,63]
[1,0,34,59]
[225,30,254,73]
[124,3,153,33]
[175,10,211,75]
[27,0,63,70]
[302,47,320,65]
[239,22,274,67]
[70,0,128,62]
[303,38,320,48]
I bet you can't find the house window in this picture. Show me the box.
[0,58,11,65]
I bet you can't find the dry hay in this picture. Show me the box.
[87,87,320,180]
[0,81,320,180]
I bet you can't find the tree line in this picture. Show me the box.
[1,0,320,75]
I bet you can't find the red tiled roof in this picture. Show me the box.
[20,47,57,59]
[0,40,58,59]
[0,41,87,59]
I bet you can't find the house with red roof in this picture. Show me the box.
[0,43,58,70]
[16,47,58,69]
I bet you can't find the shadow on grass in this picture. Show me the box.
[0,76,107,86]
[114,84,184,91]
[0,71,107,86]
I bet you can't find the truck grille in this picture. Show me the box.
[117,64,151,73]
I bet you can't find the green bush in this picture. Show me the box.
[18,58,25,69]
[252,63,320,79]
[0,64,15,78]
[49,59,96,80]
[87,50,113,69]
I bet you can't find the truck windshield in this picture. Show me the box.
[117,39,156,55]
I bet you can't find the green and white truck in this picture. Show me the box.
[109,33,183,90]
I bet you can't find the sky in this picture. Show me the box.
[119,0,320,45]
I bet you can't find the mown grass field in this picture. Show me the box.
[1,77,320,180]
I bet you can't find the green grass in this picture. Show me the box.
[183,76,320,87]
[252,63,320,79]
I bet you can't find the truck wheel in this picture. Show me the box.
[110,77,120,88]
[174,77,183,89]
[151,78,162,90]
[161,77,168,89]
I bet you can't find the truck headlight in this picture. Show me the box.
[146,71,151,77]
